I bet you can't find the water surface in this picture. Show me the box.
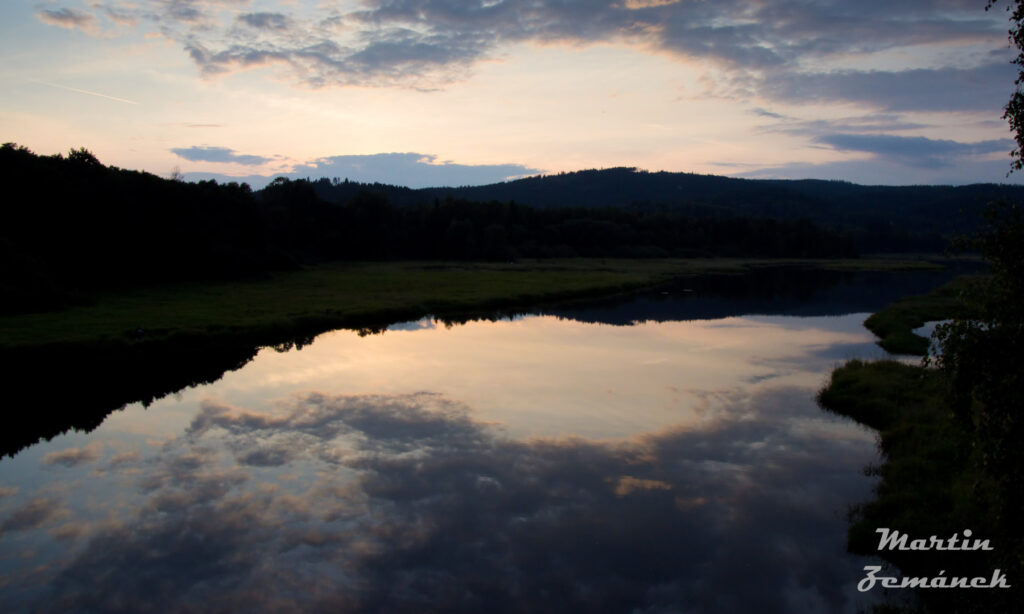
[1,269,947,613]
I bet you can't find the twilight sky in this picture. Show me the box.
[2,0,1023,187]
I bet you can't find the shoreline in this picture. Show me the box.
[2,256,948,459]
[0,257,943,351]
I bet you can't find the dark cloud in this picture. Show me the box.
[735,156,1024,185]
[156,0,208,25]
[170,145,272,166]
[189,393,487,461]
[752,107,789,120]
[36,7,97,32]
[758,62,1018,112]
[237,12,292,31]
[101,4,139,27]
[814,133,1012,168]
[742,110,1016,181]
[104,450,142,470]
[42,444,102,468]
[0,497,68,534]
[764,114,932,136]
[27,389,879,613]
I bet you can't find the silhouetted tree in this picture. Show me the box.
[988,0,1024,172]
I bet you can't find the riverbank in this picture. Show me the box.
[0,256,945,458]
[817,287,1018,613]
[862,275,982,355]
[0,257,940,350]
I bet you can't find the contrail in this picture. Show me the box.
[31,80,139,105]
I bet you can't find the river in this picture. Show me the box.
[0,267,958,613]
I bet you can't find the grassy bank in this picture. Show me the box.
[0,257,938,350]
[818,359,1020,613]
[863,274,981,355]
[818,285,1021,612]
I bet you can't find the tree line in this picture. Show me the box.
[0,143,858,313]
[307,169,1021,253]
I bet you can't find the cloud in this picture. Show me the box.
[290,153,542,187]
[1,497,69,534]
[759,113,931,136]
[814,133,1012,168]
[42,443,103,468]
[757,62,1018,112]
[237,12,292,31]
[170,146,272,166]
[101,4,139,27]
[103,450,142,470]
[739,108,1018,182]
[182,152,542,188]
[36,8,98,33]
[752,107,789,120]
[736,156,1024,185]
[35,0,1012,114]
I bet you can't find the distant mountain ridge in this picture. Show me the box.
[304,167,1024,251]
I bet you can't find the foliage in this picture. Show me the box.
[988,0,1024,172]
[310,168,1020,253]
[817,359,1009,614]
[863,275,980,355]
[820,202,1024,612]
[931,202,1024,519]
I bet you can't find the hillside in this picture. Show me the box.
[0,145,858,314]
[307,168,1024,251]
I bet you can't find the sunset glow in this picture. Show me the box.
[2,0,1021,186]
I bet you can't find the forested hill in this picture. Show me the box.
[6,143,1019,313]
[0,145,858,314]
[308,167,1024,251]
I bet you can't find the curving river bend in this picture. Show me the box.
[0,268,957,613]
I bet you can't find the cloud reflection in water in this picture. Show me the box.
[13,387,876,613]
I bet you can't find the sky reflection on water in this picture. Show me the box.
[0,311,890,613]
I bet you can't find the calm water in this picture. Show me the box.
[0,270,950,613]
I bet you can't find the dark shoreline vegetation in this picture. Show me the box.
[863,274,982,356]
[817,204,1024,613]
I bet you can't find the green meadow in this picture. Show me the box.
[0,257,940,349]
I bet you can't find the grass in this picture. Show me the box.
[817,360,970,540]
[817,359,1011,613]
[0,257,940,350]
[817,275,1022,613]
[863,275,982,355]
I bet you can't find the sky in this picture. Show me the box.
[2,0,1022,187]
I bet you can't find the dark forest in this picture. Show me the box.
[2,143,866,313]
